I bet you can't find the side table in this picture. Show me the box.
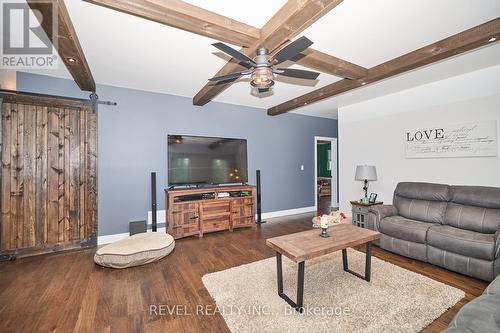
[350,200,383,228]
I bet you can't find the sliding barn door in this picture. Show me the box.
[0,95,97,257]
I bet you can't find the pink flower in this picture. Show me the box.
[340,212,346,219]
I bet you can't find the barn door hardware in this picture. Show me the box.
[89,92,117,114]
[0,89,117,114]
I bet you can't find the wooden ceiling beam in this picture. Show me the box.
[193,0,344,106]
[84,0,260,47]
[259,0,343,52]
[84,0,366,101]
[292,48,367,79]
[27,0,96,92]
[268,17,500,116]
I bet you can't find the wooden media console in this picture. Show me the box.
[165,185,256,239]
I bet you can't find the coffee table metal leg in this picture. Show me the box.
[297,261,305,310]
[275,252,305,313]
[276,252,283,294]
[342,241,372,282]
[365,241,372,281]
[342,248,348,270]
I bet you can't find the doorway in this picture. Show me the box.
[314,136,338,215]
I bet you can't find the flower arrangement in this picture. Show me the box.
[312,211,347,228]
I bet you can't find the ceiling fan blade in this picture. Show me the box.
[208,70,250,82]
[273,36,314,65]
[274,68,320,80]
[212,42,257,67]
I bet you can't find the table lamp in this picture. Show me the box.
[355,165,377,199]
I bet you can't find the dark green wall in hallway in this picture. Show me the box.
[317,143,331,178]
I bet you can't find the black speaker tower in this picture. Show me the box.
[151,172,157,232]
[256,170,266,224]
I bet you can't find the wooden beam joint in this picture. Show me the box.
[193,0,345,106]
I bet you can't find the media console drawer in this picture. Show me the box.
[201,201,230,216]
[202,216,230,233]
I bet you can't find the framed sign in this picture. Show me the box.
[405,121,497,159]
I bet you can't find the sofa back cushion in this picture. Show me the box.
[393,182,450,224]
[444,186,500,234]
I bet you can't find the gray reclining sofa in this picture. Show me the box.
[368,182,500,281]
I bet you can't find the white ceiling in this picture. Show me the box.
[21,0,500,119]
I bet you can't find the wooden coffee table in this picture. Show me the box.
[266,224,380,312]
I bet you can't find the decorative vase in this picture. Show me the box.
[320,227,329,238]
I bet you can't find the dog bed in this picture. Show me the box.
[94,232,175,269]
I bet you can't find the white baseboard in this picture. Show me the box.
[98,206,317,245]
[260,206,317,219]
[97,232,129,245]
[97,227,166,245]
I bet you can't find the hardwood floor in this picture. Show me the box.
[0,213,488,333]
[317,195,332,215]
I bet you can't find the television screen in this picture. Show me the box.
[168,135,248,186]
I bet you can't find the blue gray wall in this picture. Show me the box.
[17,72,338,236]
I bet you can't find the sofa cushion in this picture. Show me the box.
[444,202,500,234]
[484,274,500,296]
[444,295,500,333]
[394,197,447,224]
[394,182,451,201]
[427,225,496,261]
[393,182,450,223]
[450,185,500,209]
[379,216,434,244]
[444,186,500,234]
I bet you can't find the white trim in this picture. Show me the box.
[97,232,129,245]
[98,206,316,245]
[97,227,167,245]
[260,206,316,219]
[314,136,338,209]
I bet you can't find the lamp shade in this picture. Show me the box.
[355,165,377,181]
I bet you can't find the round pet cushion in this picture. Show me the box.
[94,232,175,269]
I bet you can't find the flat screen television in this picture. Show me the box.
[168,135,248,186]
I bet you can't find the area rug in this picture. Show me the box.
[202,249,464,333]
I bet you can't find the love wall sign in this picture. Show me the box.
[405,121,497,158]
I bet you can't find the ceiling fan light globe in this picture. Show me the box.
[250,67,274,88]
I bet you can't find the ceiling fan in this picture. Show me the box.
[208,36,320,92]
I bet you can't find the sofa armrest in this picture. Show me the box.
[495,229,500,259]
[368,205,398,231]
